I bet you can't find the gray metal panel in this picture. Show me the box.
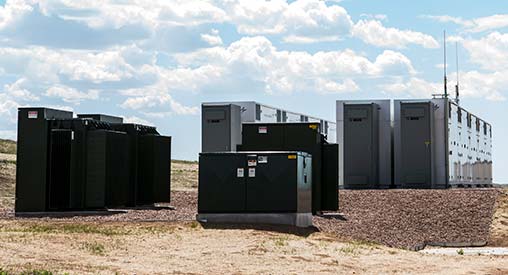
[201,104,241,152]
[230,104,242,151]
[336,100,391,188]
[394,98,450,188]
[400,102,433,188]
[343,104,379,188]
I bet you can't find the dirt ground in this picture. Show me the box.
[1,154,507,274]
[0,221,507,275]
[489,188,508,247]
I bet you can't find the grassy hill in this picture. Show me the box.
[0,139,16,155]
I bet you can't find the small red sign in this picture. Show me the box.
[28,111,38,119]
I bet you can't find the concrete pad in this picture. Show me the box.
[421,247,508,256]
[14,209,127,218]
[196,213,313,228]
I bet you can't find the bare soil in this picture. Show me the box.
[489,187,508,247]
[0,221,507,275]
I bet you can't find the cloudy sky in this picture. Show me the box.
[0,0,507,182]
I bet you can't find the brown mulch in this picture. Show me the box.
[314,189,501,249]
[0,188,502,250]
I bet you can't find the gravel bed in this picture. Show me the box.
[0,188,501,250]
[314,189,501,249]
[0,190,197,222]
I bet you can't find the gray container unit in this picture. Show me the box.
[448,101,493,186]
[201,104,242,152]
[394,98,493,188]
[86,130,130,208]
[16,108,73,212]
[197,151,313,227]
[336,100,391,189]
[202,101,337,152]
[77,114,123,124]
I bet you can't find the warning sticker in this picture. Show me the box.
[258,156,268,164]
[237,168,244,178]
[248,168,256,177]
[258,126,268,134]
[288,155,297,159]
[309,124,318,130]
[28,111,38,119]
[248,159,257,167]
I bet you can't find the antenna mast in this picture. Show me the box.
[443,30,448,98]
[455,42,460,105]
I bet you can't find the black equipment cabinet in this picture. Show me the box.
[198,151,312,214]
[111,124,171,206]
[137,135,172,205]
[15,107,172,213]
[86,130,130,208]
[321,143,339,210]
[239,123,338,213]
[15,108,73,212]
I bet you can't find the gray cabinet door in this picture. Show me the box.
[202,106,231,152]
[344,104,378,187]
[401,103,432,187]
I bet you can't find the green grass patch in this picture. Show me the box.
[273,236,289,247]
[189,221,200,229]
[0,159,16,165]
[339,240,379,255]
[1,223,127,236]
[82,241,106,256]
[0,268,54,275]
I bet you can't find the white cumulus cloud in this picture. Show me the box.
[45,85,100,104]
[423,14,508,33]
[352,20,439,49]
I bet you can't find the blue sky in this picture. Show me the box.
[0,0,507,182]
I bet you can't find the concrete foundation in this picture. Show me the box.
[196,213,313,228]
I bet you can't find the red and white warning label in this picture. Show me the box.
[258,126,267,134]
[28,111,38,119]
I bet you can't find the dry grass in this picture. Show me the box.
[489,187,508,246]
[0,159,15,209]
[0,139,16,155]
[171,159,198,190]
[0,221,506,274]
